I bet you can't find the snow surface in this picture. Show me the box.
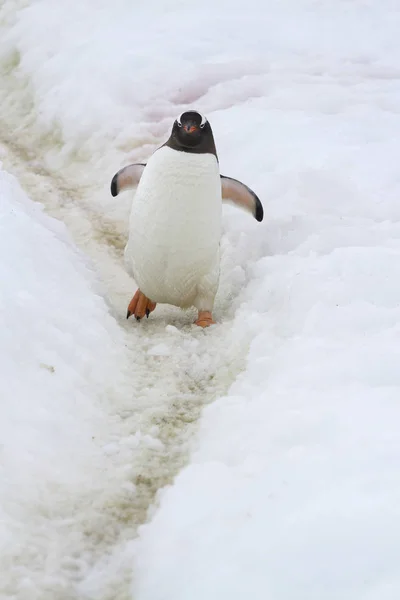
[0,166,131,596]
[1,0,400,598]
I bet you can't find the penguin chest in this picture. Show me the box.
[125,147,222,305]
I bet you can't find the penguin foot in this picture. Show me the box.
[126,289,156,321]
[195,311,215,328]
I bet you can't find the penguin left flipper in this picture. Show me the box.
[221,175,263,222]
[110,163,146,197]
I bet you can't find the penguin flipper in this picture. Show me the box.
[110,163,146,197]
[221,175,263,222]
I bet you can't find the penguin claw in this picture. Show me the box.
[126,290,157,323]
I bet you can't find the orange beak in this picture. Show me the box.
[183,124,198,133]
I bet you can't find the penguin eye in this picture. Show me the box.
[177,120,182,127]
[200,122,205,129]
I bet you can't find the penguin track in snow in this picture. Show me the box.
[0,120,256,599]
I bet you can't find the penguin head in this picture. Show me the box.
[171,111,211,149]
[164,110,217,158]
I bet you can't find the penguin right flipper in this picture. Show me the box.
[110,163,146,197]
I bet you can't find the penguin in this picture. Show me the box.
[111,110,263,327]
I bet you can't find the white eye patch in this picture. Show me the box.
[176,112,207,128]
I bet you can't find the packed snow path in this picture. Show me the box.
[0,125,257,599]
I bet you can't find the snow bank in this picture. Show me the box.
[133,248,400,600]
[2,0,399,173]
[0,166,134,597]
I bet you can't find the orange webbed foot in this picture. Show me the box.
[127,290,156,321]
[194,311,215,328]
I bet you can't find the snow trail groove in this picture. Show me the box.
[0,122,252,599]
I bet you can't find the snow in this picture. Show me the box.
[0,162,254,600]
[0,166,133,596]
[133,250,400,600]
[1,0,400,598]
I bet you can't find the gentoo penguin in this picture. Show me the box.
[111,111,263,327]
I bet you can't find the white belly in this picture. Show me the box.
[124,146,222,308]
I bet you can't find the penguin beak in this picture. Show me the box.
[183,123,198,134]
